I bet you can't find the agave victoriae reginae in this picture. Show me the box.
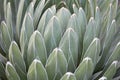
[0,0,120,80]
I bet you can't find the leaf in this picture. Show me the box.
[27,30,47,66]
[83,38,100,65]
[34,0,45,28]
[6,62,20,80]
[0,62,6,79]
[20,13,34,59]
[60,72,76,80]
[59,28,78,72]
[16,0,25,38]
[95,6,101,37]
[6,2,13,39]
[44,16,62,55]
[56,7,71,34]
[45,48,68,80]
[9,41,26,80]
[97,20,117,68]
[73,4,79,14]
[0,21,11,53]
[105,42,120,68]
[74,57,94,80]
[37,8,54,35]
[104,61,118,80]
[27,59,48,80]
[82,17,96,58]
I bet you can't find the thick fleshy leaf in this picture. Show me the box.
[95,6,101,37]
[44,16,62,55]
[34,0,45,28]
[59,28,78,72]
[0,21,11,53]
[73,4,79,14]
[83,38,100,65]
[9,41,26,80]
[97,20,117,69]
[56,7,71,33]
[16,0,25,38]
[104,61,118,80]
[82,17,96,58]
[60,72,76,80]
[6,2,13,39]
[0,62,6,79]
[26,2,34,17]
[6,62,20,80]
[20,13,34,64]
[27,31,47,66]
[37,8,54,35]
[27,59,48,80]
[105,42,120,68]
[74,57,94,80]
[45,48,68,80]
[50,5,56,14]
[85,0,96,19]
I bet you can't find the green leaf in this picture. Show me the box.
[74,57,94,80]
[45,48,68,80]
[56,7,71,34]
[0,21,11,53]
[37,8,54,35]
[27,59,48,80]
[95,6,101,37]
[105,42,120,68]
[6,2,13,39]
[50,5,56,14]
[44,16,62,55]
[26,2,34,18]
[9,41,26,80]
[20,13,34,60]
[34,0,45,28]
[82,17,96,58]
[60,72,76,80]
[6,62,20,80]
[59,28,78,72]
[0,62,6,79]
[73,4,79,14]
[16,0,25,38]
[104,61,118,80]
[83,38,100,65]
[98,20,117,68]
[27,30,47,66]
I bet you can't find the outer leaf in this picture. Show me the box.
[37,8,54,35]
[34,0,45,28]
[74,57,94,80]
[26,2,34,17]
[56,7,71,34]
[9,41,26,80]
[104,61,118,80]
[44,16,62,55]
[0,21,11,53]
[82,17,95,58]
[95,6,101,37]
[6,62,20,80]
[83,38,100,65]
[105,42,120,68]
[16,0,24,38]
[0,62,6,79]
[59,28,78,72]
[27,59,48,80]
[73,4,79,14]
[6,2,13,39]
[20,13,34,59]
[97,20,117,69]
[45,48,68,80]
[60,72,76,80]
[27,30,47,66]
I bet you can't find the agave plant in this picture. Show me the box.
[0,0,120,80]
